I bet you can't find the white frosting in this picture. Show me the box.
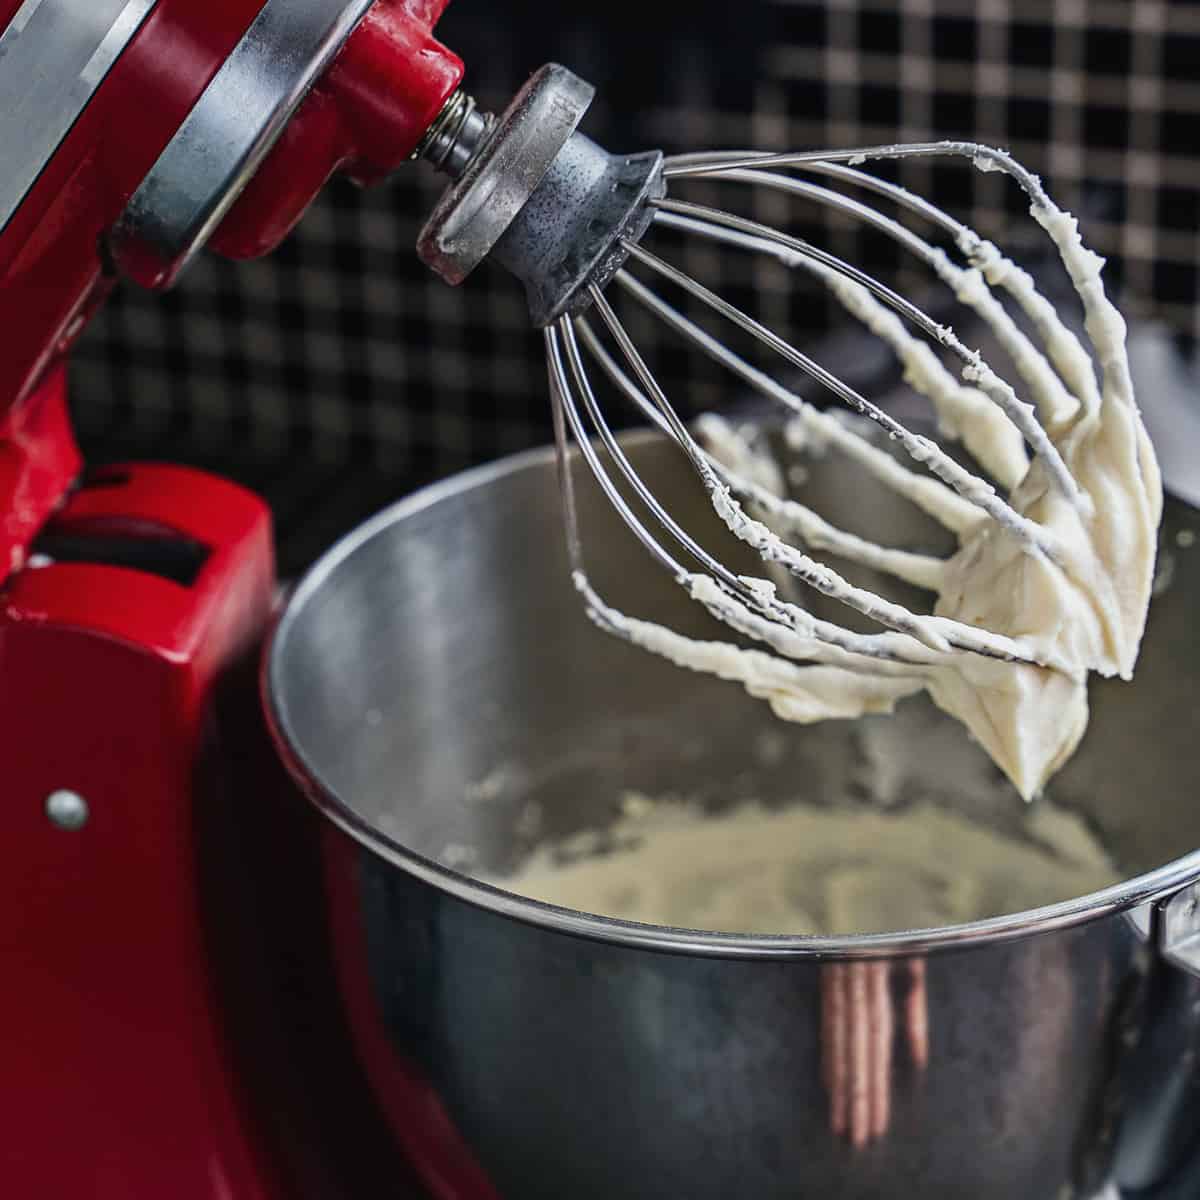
[495,793,1120,935]
[822,263,1030,489]
[584,579,924,724]
[583,189,1161,800]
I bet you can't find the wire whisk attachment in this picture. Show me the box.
[540,143,1159,797]
[413,63,1160,797]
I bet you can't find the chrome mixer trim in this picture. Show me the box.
[418,64,665,326]
[109,0,374,288]
[1159,883,1200,976]
[413,88,493,178]
[418,63,596,288]
[0,0,161,236]
[44,788,89,831]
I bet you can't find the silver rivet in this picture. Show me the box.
[46,790,89,831]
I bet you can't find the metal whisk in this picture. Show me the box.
[414,63,1104,675]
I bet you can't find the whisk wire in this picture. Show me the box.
[546,324,686,583]
[553,322,940,666]
[662,143,1103,421]
[578,284,1044,667]
[656,197,947,342]
[650,199,1081,504]
[654,170,1095,434]
[663,142,1052,213]
[574,317,945,592]
[606,271,983,534]
[561,318,754,596]
[619,239,1054,557]
[540,139,1114,689]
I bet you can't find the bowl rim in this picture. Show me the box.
[263,431,1200,960]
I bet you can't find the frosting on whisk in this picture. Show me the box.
[575,181,1161,800]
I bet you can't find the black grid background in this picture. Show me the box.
[71,0,1200,572]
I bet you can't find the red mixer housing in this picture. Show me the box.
[0,0,463,566]
[0,2,463,1195]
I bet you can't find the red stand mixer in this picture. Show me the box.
[0,0,679,1189]
[0,2,475,1194]
[8,5,1200,1199]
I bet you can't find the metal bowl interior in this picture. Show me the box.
[266,427,1200,954]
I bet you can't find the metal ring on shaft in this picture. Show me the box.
[417,64,595,287]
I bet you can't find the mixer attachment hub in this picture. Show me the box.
[417,64,664,326]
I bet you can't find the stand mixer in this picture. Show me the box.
[0,3,465,1195]
[0,2,1191,1198]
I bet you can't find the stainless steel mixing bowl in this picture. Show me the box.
[266,428,1200,1200]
